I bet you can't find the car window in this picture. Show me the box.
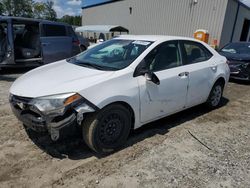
[144,41,182,72]
[183,41,212,64]
[67,26,78,40]
[69,39,152,71]
[42,24,66,37]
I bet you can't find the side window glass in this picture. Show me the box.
[43,24,66,37]
[68,26,78,40]
[183,42,212,64]
[145,41,182,72]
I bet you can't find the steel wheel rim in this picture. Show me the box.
[211,85,222,106]
[99,113,124,145]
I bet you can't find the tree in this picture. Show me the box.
[1,0,33,17]
[59,15,82,26]
[44,1,57,21]
[0,0,81,25]
[0,2,4,15]
[33,2,46,19]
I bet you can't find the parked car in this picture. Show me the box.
[76,33,90,52]
[0,16,80,69]
[219,42,250,81]
[9,35,230,153]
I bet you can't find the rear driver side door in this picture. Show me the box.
[180,40,215,107]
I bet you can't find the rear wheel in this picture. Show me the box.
[80,45,87,52]
[206,81,224,108]
[82,104,132,154]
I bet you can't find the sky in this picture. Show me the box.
[34,0,109,18]
[240,0,250,7]
[36,0,250,18]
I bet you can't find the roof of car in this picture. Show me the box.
[116,35,200,42]
[0,16,69,26]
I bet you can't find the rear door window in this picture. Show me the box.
[182,41,213,64]
[42,24,66,37]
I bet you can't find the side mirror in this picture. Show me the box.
[134,60,160,85]
[145,72,160,85]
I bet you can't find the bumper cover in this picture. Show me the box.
[229,66,250,81]
[10,95,79,141]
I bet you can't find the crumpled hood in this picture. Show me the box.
[10,60,114,98]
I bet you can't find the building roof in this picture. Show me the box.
[82,0,250,10]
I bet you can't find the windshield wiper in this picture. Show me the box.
[77,61,119,71]
[78,62,106,70]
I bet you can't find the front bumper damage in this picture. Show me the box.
[9,95,96,141]
[229,63,250,81]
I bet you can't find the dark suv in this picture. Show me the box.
[0,16,81,68]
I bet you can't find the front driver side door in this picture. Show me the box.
[137,41,189,123]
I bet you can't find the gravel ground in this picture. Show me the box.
[0,69,249,188]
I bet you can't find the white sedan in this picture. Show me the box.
[9,35,230,153]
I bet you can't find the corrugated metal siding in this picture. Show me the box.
[220,0,250,46]
[220,0,238,47]
[82,0,228,44]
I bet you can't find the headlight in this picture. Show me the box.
[30,93,82,115]
[241,63,249,69]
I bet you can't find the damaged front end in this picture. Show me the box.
[229,61,250,81]
[9,93,97,141]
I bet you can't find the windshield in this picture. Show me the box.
[67,39,152,71]
[221,43,250,55]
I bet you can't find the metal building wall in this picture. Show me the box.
[232,4,250,41]
[220,0,250,47]
[82,0,228,44]
[220,0,239,47]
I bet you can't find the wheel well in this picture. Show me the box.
[103,101,135,129]
[215,77,226,87]
[80,45,87,51]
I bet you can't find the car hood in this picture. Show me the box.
[219,52,250,62]
[10,60,115,98]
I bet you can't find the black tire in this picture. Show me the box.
[206,81,224,109]
[82,104,132,154]
[80,45,87,52]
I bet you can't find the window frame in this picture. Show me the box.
[140,40,184,73]
[180,40,213,65]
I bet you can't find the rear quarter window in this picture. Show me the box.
[42,24,66,37]
[67,26,78,40]
[182,41,213,64]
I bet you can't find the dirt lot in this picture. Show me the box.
[0,70,250,188]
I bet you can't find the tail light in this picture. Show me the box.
[73,40,80,46]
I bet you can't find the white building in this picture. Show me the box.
[82,0,250,47]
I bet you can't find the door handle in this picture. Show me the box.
[211,65,217,72]
[178,72,189,77]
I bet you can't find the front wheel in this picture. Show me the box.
[206,82,224,108]
[82,104,132,154]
